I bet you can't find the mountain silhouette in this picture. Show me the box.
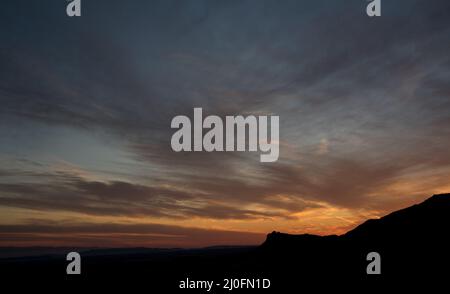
[265,193,450,245]
[260,193,450,283]
[1,193,449,290]
[345,193,450,240]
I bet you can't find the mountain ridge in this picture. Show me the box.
[263,193,450,246]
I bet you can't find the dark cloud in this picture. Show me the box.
[0,221,265,248]
[0,169,313,219]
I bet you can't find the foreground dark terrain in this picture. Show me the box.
[1,193,449,291]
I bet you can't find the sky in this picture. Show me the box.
[0,0,449,248]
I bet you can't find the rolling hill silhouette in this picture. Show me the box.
[1,193,449,290]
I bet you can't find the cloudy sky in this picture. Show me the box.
[0,0,449,247]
